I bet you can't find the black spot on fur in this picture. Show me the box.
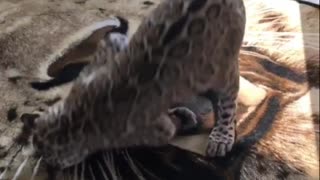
[188,0,208,13]
[44,97,62,106]
[8,76,22,83]
[257,162,267,175]
[222,103,235,110]
[276,168,290,179]
[167,40,190,58]
[0,149,8,159]
[23,100,32,106]
[221,113,231,119]
[142,1,154,6]
[206,4,222,20]
[15,113,39,145]
[188,18,206,36]
[38,107,45,112]
[20,113,38,128]
[222,121,229,126]
[98,8,106,13]
[7,106,17,121]
[162,15,189,46]
[222,131,228,135]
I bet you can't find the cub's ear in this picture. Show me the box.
[47,18,121,78]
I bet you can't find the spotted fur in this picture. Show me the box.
[30,0,246,168]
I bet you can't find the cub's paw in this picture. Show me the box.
[206,127,235,157]
[146,114,177,146]
[168,106,198,132]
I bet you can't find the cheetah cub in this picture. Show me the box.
[31,0,246,168]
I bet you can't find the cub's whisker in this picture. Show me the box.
[89,164,97,180]
[80,161,86,180]
[12,156,29,180]
[31,157,42,180]
[72,163,79,180]
[103,152,117,180]
[97,160,110,180]
[0,168,8,179]
[2,145,23,178]
[124,150,146,180]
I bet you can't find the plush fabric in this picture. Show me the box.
[0,0,318,179]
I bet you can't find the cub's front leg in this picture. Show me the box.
[203,79,239,157]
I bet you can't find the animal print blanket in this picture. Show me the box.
[0,0,319,179]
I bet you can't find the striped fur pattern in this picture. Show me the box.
[0,0,318,179]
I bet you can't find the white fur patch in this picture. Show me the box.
[81,71,97,86]
[4,68,21,79]
[109,33,129,51]
[89,17,121,33]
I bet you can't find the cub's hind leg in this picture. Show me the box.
[203,81,239,157]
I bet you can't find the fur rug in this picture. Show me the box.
[0,0,319,179]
